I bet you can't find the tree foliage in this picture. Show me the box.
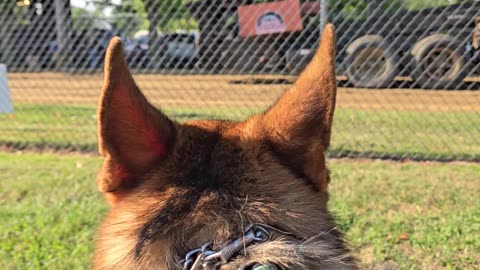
[331,0,466,19]
[87,0,196,35]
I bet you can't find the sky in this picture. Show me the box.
[70,0,88,9]
[70,0,121,10]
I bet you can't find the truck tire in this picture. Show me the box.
[411,34,467,89]
[346,35,398,88]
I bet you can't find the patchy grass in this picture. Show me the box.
[331,109,480,161]
[1,152,479,269]
[329,160,480,269]
[1,104,479,160]
[0,152,104,270]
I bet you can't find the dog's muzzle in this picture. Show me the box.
[180,224,294,270]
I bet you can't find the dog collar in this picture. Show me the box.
[180,224,294,270]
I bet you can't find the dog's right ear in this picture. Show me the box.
[253,24,337,192]
[97,37,175,203]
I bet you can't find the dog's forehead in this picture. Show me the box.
[183,119,237,133]
[180,119,249,146]
[175,120,250,180]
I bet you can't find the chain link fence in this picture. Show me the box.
[0,0,479,161]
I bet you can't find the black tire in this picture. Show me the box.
[346,35,398,88]
[411,34,467,89]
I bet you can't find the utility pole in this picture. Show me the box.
[53,0,73,70]
[320,0,329,35]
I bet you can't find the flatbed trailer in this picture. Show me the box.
[187,0,322,73]
[187,0,480,89]
[337,1,480,88]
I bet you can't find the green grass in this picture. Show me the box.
[1,152,479,269]
[330,160,480,269]
[0,153,105,269]
[1,104,479,160]
[331,109,480,161]
[0,104,254,151]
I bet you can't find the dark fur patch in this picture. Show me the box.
[135,128,249,258]
[175,126,252,191]
[135,190,200,258]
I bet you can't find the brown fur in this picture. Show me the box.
[93,24,357,270]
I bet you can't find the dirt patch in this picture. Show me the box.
[7,72,480,112]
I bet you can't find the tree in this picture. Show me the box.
[405,0,464,10]
[88,0,196,34]
[85,0,147,36]
[331,0,467,18]
[92,0,197,66]
[143,0,194,31]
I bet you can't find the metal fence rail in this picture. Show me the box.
[0,0,479,161]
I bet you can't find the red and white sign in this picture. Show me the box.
[238,0,303,37]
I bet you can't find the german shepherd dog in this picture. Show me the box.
[93,24,356,269]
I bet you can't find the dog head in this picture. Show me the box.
[94,24,354,269]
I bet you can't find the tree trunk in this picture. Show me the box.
[53,0,74,70]
[144,1,161,67]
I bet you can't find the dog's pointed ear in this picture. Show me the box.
[97,37,175,196]
[263,24,336,147]
[260,24,337,191]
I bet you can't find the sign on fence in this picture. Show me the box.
[238,0,303,37]
[0,64,13,114]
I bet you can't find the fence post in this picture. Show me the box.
[320,0,329,34]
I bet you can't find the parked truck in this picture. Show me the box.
[187,0,480,89]
[339,1,480,89]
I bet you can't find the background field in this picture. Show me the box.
[2,73,480,160]
[2,74,479,269]
[1,152,479,269]
[8,73,480,110]
[2,73,479,269]
[2,0,480,268]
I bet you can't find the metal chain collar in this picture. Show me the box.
[180,224,291,270]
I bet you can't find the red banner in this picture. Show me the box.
[238,0,304,37]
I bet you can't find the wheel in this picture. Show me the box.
[411,34,467,89]
[346,35,398,88]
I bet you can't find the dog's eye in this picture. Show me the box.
[246,263,279,270]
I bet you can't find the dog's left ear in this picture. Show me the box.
[97,37,175,200]
[259,24,337,191]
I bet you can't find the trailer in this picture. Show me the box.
[340,1,480,89]
[186,0,322,72]
[187,0,480,89]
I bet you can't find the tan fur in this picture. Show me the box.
[93,24,356,270]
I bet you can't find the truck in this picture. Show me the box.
[338,1,480,89]
[187,0,480,89]
[187,0,323,73]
